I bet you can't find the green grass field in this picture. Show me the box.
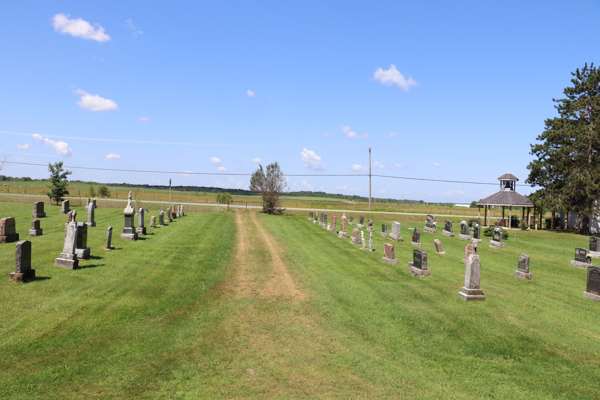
[0,202,598,399]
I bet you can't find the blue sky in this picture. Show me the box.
[0,1,598,203]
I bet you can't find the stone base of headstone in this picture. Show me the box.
[411,241,421,247]
[583,291,600,302]
[472,238,482,244]
[588,250,600,258]
[104,246,115,251]
[350,237,361,245]
[436,250,446,255]
[443,230,454,237]
[32,212,46,218]
[408,262,431,278]
[60,209,69,214]
[320,223,325,228]
[380,232,388,237]
[28,229,43,237]
[457,287,486,301]
[120,233,138,240]
[424,227,437,233]
[459,234,471,241]
[159,223,166,227]
[366,227,373,232]
[489,240,504,249]
[357,224,364,229]
[9,269,36,283]
[338,231,348,239]
[571,260,590,269]
[75,247,91,260]
[85,222,96,228]
[381,256,397,264]
[515,270,532,280]
[389,234,403,242]
[136,227,147,236]
[55,254,79,269]
[329,227,337,234]
[312,220,318,224]
[0,233,20,243]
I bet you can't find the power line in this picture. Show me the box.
[5,161,500,185]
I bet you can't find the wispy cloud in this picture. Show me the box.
[301,148,324,170]
[324,132,335,138]
[74,88,118,111]
[247,90,256,97]
[384,132,397,139]
[16,144,29,149]
[302,180,314,190]
[444,190,464,195]
[372,65,418,92]
[350,164,368,171]
[341,125,369,139]
[432,162,442,167]
[52,13,111,42]
[252,157,261,163]
[124,19,143,37]
[139,117,149,122]
[105,153,121,159]
[217,166,228,172]
[183,170,193,177]
[380,189,387,193]
[33,133,74,157]
[209,157,221,165]
[374,161,385,169]
[215,180,224,186]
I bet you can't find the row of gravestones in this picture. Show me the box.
[6,195,187,281]
[308,211,600,303]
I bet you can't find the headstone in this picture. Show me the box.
[571,247,591,269]
[32,201,46,218]
[380,223,389,237]
[308,211,313,221]
[411,227,421,247]
[515,254,532,279]
[583,266,600,302]
[472,225,482,244]
[461,244,476,263]
[180,205,185,216]
[330,215,337,233]
[0,217,20,243]
[159,211,165,226]
[172,204,177,219]
[75,222,91,259]
[149,215,157,228]
[136,207,147,235]
[367,219,373,232]
[434,239,445,254]
[368,232,374,251]
[28,220,43,236]
[86,198,96,209]
[408,249,431,277]
[389,221,403,242]
[86,203,96,227]
[360,230,366,249]
[589,237,600,258]
[443,220,454,237]
[176,204,181,218]
[120,191,138,240]
[459,221,471,240]
[489,228,505,249]
[357,215,365,228]
[381,243,398,264]
[339,215,348,238]
[424,214,436,233]
[165,207,172,223]
[55,219,79,269]
[60,200,70,214]
[104,226,114,250]
[350,228,361,245]
[9,240,36,283]
[457,254,485,301]
[349,215,354,225]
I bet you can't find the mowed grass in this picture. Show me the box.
[1,201,599,399]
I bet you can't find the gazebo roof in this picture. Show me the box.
[498,173,519,181]
[476,190,533,207]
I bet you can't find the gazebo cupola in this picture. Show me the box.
[498,172,518,192]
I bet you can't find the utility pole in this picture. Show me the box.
[368,147,372,210]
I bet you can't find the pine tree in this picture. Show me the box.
[47,162,72,205]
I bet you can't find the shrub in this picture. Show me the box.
[483,226,509,239]
[468,218,478,227]
[520,220,529,230]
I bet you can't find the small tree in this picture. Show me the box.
[98,185,111,198]
[470,201,477,208]
[250,162,287,214]
[216,192,233,204]
[47,162,72,205]
[88,185,96,197]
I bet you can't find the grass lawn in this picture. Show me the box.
[0,203,598,399]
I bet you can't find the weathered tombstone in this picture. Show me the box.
[176,205,181,218]
[339,215,348,238]
[380,224,389,237]
[381,243,397,264]
[86,198,96,209]
[424,214,436,233]
[308,211,313,221]
[360,230,366,249]
[159,210,165,226]
[55,219,79,269]
[324,213,329,229]
[330,215,337,233]
[489,228,504,249]
[443,220,454,237]
[136,207,147,235]
[459,221,471,240]
[461,243,476,263]
[32,201,46,218]
[75,222,91,259]
[165,207,172,223]
[389,221,403,242]
[149,215,157,228]
[472,225,482,244]
[408,249,431,278]
[0,217,20,243]
[368,232,374,251]
[583,266,600,302]
[9,240,35,283]
[28,220,43,236]
[357,215,365,228]
[171,204,177,219]
[571,247,591,269]
[60,200,70,214]
[515,254,532,279]
[350,228,361,245]
[180,205,184,217]
[348,215,354,225]
[411,227,421,247]
[104,226,114,250]
[589,237,600,258]
[120,192,138,240]
[86,203,96,227]
[367,219,373,232]
[457,254,485,301]
[434,239,445,255]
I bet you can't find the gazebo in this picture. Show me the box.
[476,173,534,228]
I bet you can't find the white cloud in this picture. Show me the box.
[150,179,162,184]
[336,185,348,190]
[228,176,236,183]
[444,190,464,196]
[302,180,314,190]
[347,131,357,139]
[247,90,256,97]
[75,89,118,111]
[384,132,397,139]
[52,13,111,42]
[209,157,221,165]
[324,132,335,138]
[301,148,324,170]
[183,170,193,177]
[124,19,143,37]
[351,164,368,171]
[252,157,261,163]
[432,162,442,167]
[361,133,371,140]
[393,163,404,169]
[217,166,228,172]
[16,144,30,149]
[340,125,368,139]
[33,134,74,157]
[215,180,225,186]
[372,65,419,91]
[236,181,244,188]
[380,189,387,193]
[139,117,149,122]
[105,153,121,159]
[374,161,385,169]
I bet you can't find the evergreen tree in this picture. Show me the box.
[47,162,72,205]
[526,63,600,234]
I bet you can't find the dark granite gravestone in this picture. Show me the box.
[380,224,388,237]
[0,217,20,243]
[489,228,505,249]
[76,222,91,259]
[584,266,600,301]
[28,220,43,236]
[571,248,591,269]
[60,200,70,214]
[104,226,114,250]
[408,249,430,277]
[443,220,454,237]
[9,240,35,283]
[411,227,421,247]
[120,192,138,240]
[590,237,598,252]
[515,254,532,279]
[473,226,481,240]
[367,219,373,232]
[32,202,46,218]
[424,214,437,233]
[358,215,365,228]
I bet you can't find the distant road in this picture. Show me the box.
[0,192,487,219]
